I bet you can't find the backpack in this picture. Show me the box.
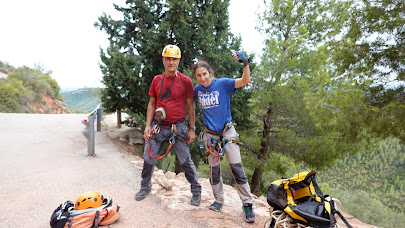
[266,171,352,228]
[50,196,120,228]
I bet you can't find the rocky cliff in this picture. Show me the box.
[31,94,71,114]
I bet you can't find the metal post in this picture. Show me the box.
[96,103,102,132]
[81,103,102,156]
[88,114,95,156]
[81,116,95,156]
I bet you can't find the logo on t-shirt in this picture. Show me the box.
[198,91,220,109]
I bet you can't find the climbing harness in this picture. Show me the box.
[148,123,180,160]
[201,122,243,160]
[199,122,243,184]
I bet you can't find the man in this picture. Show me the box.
[135,44,202,206]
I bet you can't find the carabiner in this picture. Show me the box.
[218,140,225,156]
[209,137,215,148]
[152,124,160,134]
[199,132,204,149]
[169,136,175,144]
[171,124,177,136]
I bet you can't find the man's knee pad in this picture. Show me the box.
[230,163,248,184]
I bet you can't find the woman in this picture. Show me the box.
[192,51,255,223]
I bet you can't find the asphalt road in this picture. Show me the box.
[0,113,205,228]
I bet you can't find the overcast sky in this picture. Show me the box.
[0,0,265,89]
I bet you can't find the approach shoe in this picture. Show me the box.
[209,202,223,212]
[190,194,201,206]
[242,203,256,223]
[135,189,151,201]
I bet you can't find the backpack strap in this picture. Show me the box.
[68,217,73,228]
[334,210,353,228]
[327,196,353,228]
[93,210,100,228]
[99,207,109,224]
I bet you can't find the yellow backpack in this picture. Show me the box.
[266,171,352,228]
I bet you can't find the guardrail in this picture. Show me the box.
[81,103,103,156]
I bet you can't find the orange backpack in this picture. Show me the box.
[50,197,120,228]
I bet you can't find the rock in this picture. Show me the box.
[128,129,144,145]
[32,94,71,114]
[156,176,173,190]
[165,171,176,179]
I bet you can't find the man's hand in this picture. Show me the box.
[144,125,152,141]
[187,129,195,144]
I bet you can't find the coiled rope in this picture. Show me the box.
[263,199,343,228]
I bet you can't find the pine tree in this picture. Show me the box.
[95,0,253,171]
[244,0,369,195]
[332,0,405,143]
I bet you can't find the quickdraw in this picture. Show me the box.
[148,123,177,160]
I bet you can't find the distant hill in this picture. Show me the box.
[317,138,405,226]
[0,62,68,113]
[61,88,101,113]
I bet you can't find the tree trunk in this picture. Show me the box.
[250,105,273,196]
[117,109,122,129]
[251,167,263,196]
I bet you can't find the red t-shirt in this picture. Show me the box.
[149,71,194,123]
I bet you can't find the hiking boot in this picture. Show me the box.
[209,202,223,212]
[135,189,151,201]
[242,204,256,223]
[190,194,201,206]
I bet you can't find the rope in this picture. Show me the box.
[206,137,222,184]
[147,123,183,160]
[263,207,342,228]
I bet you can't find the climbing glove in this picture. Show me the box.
[231,50,249,68]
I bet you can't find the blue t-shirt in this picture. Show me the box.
[194,78,236,132]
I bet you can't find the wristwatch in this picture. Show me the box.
[190,126,196,131]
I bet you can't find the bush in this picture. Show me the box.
[320,185,405,227]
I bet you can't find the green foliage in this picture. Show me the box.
[0,88,22,113]
[330,0,405,142]
[38,74,63,101]
[317,138,405,226]
[0,63,63,113]
[61,88,102,113]
[99,44,145,116]
[318,188,405,227]
[242,0,369,195]
[318,138,405,212]
[334,0,404,82]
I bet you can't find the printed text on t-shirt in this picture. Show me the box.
[198,91,220,109]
